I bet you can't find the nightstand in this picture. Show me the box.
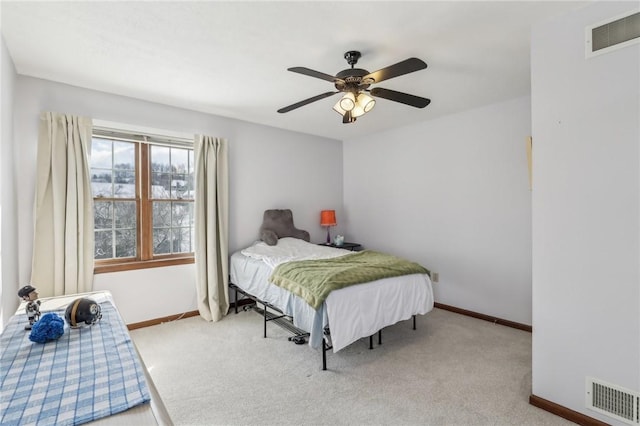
[319,242,362,251]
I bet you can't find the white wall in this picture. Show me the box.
[11,76,343,324]
[1,36,18,330]
[344,96,533,325]
[531,1,640,423]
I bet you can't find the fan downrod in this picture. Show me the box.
[344,51,361,68]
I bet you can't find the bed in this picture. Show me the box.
[229,209,434,370]
[0,291,172,426]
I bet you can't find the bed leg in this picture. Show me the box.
[322,339,327,371]
[378,329,382,345]
[263,303,267,338]
[234,286,238,314]
[413,315,416,330]
[369,335,373,350]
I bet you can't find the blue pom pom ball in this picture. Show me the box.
[29,313,65,343]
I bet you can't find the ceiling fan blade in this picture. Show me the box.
[370,87,431,108]
[362,58,427,84]
[277,91,339,113]
[288,67,343,83]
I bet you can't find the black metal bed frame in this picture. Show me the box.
[229,282,417,370]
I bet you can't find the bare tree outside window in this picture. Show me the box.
[90,134,195,271]
[91,138,136,259]
[150,145,194,255]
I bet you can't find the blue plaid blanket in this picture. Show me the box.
[0,301,150,425]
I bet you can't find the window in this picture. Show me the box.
[90,128,195,273]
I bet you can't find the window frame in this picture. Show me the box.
[92,128,195,274]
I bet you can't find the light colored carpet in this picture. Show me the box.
[131,307,572,426]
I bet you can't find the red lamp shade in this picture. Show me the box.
[320,210,337,227]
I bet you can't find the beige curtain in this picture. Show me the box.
[194,135,229,321]
[31,112,94,296]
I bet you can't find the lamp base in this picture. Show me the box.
[326,228,331,244]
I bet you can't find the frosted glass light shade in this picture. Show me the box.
[339,92,356,111]
[358,93,376,112]
[333,92,375,120]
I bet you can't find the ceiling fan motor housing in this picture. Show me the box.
[335,68,372,91]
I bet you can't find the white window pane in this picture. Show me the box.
[153,228,171,255]
[172,202,193,227]
[112,182,136,198]
[91,169,113,197]
[114,201,136,228]
[113,141,135,170]
[151,146,170,172]
[95,230,113,259]
[152,202,171,228]
[172,228,191,253]
[151,172,171,199]
[114,170,135,185]
[183,173,194,200]
[171,148,188,174]
[171,175,188,199]
[151,185,170,199]
[115,229,136,258]
[94,201,113,230]
[91,138,113,169]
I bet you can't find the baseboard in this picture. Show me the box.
[433,302,532,332]
[128,302,528,332]
[127,310,200,330]
[126,299,256,330]
[529,394,609,426]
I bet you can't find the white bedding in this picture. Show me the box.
[231,238,434,352]
[241,237,352,268]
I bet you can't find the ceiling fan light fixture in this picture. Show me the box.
[338,92,356,111]
[351,101,366,118]
[351,105,365,118]
[357,93,376,113]
[334,92,375,120]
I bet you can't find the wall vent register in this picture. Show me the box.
[585,10,640,58]
[586,377,639,424]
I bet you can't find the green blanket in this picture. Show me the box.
[270,250,430,310]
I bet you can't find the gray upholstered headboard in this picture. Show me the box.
[259,209,310,245]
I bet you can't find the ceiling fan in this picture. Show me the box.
[277,50,431,124]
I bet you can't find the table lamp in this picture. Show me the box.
[320,210,337,244]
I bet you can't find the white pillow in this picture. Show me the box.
[241,237,351,269]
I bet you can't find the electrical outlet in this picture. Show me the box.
[431,272,439,283]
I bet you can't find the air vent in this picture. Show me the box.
[585,10,640,58]
[586,377,639,424]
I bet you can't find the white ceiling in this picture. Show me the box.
[1,1,590,140]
